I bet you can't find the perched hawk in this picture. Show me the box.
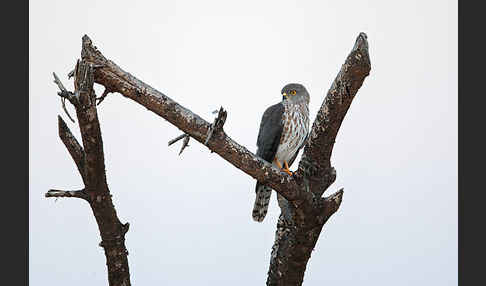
[252,83,310,222]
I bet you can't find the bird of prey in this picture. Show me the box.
[252,83,310,222]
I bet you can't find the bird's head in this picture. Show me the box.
[281,83,310,104]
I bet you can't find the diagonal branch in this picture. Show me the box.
[80,35,305,203]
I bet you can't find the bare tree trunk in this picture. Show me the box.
[47,61,130,286]
[49,32,370,285]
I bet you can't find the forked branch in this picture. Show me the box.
[49,32,370,286]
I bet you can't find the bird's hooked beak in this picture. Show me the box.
[282,92,288,99]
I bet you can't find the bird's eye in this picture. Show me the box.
[290,90,297,95]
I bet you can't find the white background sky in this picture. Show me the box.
[29,0,457,285]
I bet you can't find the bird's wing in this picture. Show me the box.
[256,103,285,163]
[288,133,308,167]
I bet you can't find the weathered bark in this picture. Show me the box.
[298,32,370,197]
[269,189,344,286]
[51,32,370,285]
[47,61,131,286]
[267,33,371,286]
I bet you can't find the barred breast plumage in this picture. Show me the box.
[274,100,309,167]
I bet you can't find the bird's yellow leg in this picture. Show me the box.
[283,161,293,176]
[273,157,283,169]
[274,157,292,176]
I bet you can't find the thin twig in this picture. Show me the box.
[54,72,76,122]
[168,133,191,155]
[53,72,68,92]
[168,133,189,146]
[96,88,111,105]
[179,135,190,155]
[61,97,75,123]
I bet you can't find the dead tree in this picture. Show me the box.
[47,61,130,286]
[47,32,370,286]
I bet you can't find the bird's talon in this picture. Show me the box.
[283,161,293,176]
[279,168,293,176]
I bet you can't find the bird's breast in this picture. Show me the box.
[275,102,309,163]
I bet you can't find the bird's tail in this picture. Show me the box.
[252,182,272,222]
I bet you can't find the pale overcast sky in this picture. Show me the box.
[30,0,457,285]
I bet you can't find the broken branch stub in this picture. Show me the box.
[205,106,227,145]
